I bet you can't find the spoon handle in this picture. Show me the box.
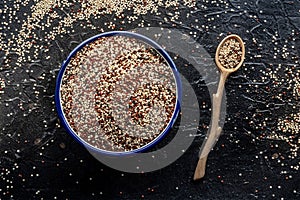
[194,71,229,180]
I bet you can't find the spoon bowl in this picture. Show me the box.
[215,34,245,73]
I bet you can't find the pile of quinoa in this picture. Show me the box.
[60,35,177,152]
[218,38,243,69]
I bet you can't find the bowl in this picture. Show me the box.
[55,31,181,156]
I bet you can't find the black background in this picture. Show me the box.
[0,0,299,199]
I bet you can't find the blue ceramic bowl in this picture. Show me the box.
[55,31,182,156]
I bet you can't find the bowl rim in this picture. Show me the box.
[55,31,182,156]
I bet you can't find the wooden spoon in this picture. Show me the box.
[194,34,245,180]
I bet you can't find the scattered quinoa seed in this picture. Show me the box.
[0,78,5,94]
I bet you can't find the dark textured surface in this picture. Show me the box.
[0,0,299,199]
